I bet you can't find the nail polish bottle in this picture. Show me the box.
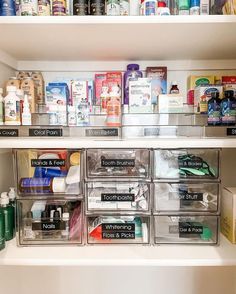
[24,211,35,240]
[61,207,70,240]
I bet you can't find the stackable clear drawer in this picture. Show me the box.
[14,149,83,195]
[86,149,150,179]
[17,197,84,246]
[154,149,220,180]
[86,182,150,214]
[154,182,219,213]
[87,215,150,244]
[154,215,219,244]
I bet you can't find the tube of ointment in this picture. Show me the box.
[34,167,67,178]
[66,165,80,185]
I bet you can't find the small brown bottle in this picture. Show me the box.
[170,81,180,94]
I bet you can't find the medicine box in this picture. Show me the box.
[187,75,215,90]
[129,78,152,113]
[221,187,236,243]
[158,94,183,113]
[17,197,84,246]
[146,66,167,104]
[14,149,83,196]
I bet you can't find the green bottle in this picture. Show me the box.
[0,195,14,241]
[0,207,5,250]
[8,188,16,236]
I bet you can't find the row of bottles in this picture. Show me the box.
[207,90,236,126]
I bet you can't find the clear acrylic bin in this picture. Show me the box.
[87,215,150,244]
[86,149,150,179]
[154,149,220,180]
[154,215,219,244]
[85,182,150,214]
[154,182,219,213]
[17,197,84,246]
[14,149,83,195]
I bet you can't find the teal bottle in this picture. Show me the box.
[0,196,14,241]
[0,207,5,250]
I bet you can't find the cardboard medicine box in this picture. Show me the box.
[221,187,236,244]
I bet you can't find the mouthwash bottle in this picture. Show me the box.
[207,92,221,126]
[221,90,236,126]
[0,207,5,250]
[0,195,14,241]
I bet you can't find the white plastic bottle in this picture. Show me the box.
[22,95,32,126]
[4,86,21,125]
[0,88,4,125]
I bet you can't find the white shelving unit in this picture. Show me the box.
[0,16,236,277]
[0,235,235,267]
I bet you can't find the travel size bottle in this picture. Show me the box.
[61,208,70,240]
[207,92,221,126]
[24,211,35,240]
[221,90,236,126]
[0,195,14,241]
[169,81,180,94]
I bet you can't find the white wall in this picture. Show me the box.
[0,266,235,294]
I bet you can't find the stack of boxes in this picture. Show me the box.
[85,149,151,244]
[15,148,84,246]
[152,148,220,244]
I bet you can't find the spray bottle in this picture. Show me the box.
[22,95,32,125]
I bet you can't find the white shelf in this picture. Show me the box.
[0,138,236,149]
[0,235,235,266]
[0,16,236,69]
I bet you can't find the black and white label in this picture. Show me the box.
[85,128,118,137]
[144,128,159,137]
[0,129,18,137]
[31,159,65,167]
[101,193,135,202]
[101,159,135,167]
[179,192,203,201]
[32,222,65,231]
[101,223,135,239]
[29,128,63,137]
[179,223,203,235]
[169,192,203,201]
[179,158,203,168]
[227,128,236,136]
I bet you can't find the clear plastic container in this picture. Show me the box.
[154,215,219,244]
[154,149,220,180]
[87,215,150,244]
[154,182,219,213]
[14,149,83,195]
[86,149,150,179]
[17,197,84,246]
[86,182,150,213]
